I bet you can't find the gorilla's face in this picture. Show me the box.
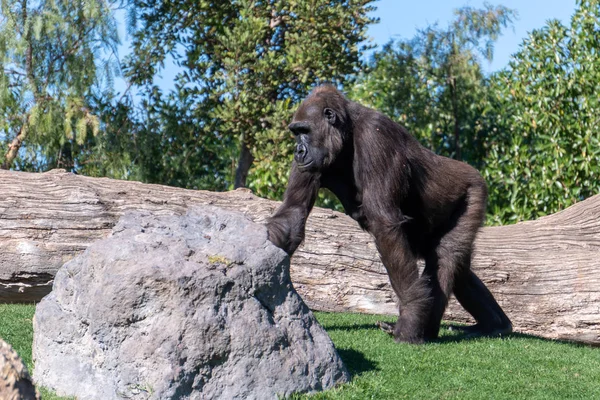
[288,89,349,172]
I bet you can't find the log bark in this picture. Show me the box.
[0,169,598,344]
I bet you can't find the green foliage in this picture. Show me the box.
[74,94,141,180]
[349,1,600,225]
[127,85,235,190]
[249,97,295,199]
[2,0,596,225]
[0,0,120,171]
[483,0,600,224]
[350,4,516,166]
[126,0,377,196]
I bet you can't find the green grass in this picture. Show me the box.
[0,304,70,400]
[1,305,598,400]
[306,312,600,400]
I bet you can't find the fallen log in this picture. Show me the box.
[0,169,598,344]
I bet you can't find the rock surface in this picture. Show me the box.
[33,207,348,399]
[0,338,40,400]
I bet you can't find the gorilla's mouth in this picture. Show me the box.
[297,160,314,170]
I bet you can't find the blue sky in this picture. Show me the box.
[115,0,578,94]
[369,0,577,73]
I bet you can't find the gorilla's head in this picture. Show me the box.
[288,85,351,172]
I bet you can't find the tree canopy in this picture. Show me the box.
[483,0,600,223]
[125,0,377,197]
[1,0,599,226]
[350,4,516,166]
[0,0,120,171]
[350,0,600,224]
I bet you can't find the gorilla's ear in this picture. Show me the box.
[324,108,336,125]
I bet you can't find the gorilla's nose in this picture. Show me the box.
[294,143,308,163]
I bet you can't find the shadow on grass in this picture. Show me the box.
[497,331,599,348]
[436,323,597,347]
[322,321,506,345]
[336,348,379,376]
[324,319,596,348]
[324,323,383,332]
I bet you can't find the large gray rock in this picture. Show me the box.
[33,207,348,399]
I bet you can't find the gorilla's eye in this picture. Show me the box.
[323,108,336,124]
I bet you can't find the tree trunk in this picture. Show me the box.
[0,169,598,345]
[234,140,254,188]
[449,76,461,161]
[1,125,28,170]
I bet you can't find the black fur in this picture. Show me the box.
[267,85,512,344]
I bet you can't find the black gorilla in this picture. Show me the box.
[266,85,512,344]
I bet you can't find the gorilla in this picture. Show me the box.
[266,85,512,344]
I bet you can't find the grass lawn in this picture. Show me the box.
[0,304,72,400]
[1,304,598,399]
[306,312,600,399]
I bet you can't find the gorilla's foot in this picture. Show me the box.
[375,321,395,335]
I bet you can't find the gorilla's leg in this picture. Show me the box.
[452,270,512,336]
[422,254,451,340]
[425,183,511,339]
[374,228,432,344]
[422,235,474,340]
[422,182,511,340]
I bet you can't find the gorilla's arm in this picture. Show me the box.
[266,164,321,255]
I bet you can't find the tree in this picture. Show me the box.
[350,4,515,166]
[73,92,141,180]
[125,0,377,195]
[0,0,121,171]
[483,0,600,224]
[130,85,236,191]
